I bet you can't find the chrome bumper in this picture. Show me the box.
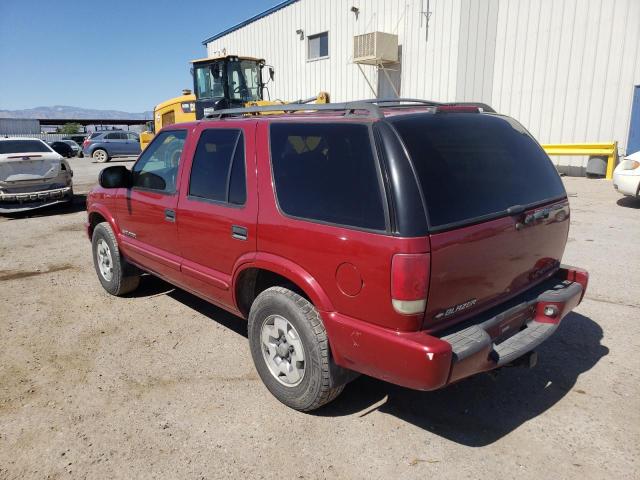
[0,186,72,203]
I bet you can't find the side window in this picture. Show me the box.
[127,133,138,141]
[105,132,119,140]
[188,129,246,205]
[270,123,386,230]
[132,130,187,193]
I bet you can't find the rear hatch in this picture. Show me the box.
[0,140,63,184]
[389,112,569,330]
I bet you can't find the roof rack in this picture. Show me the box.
[449,102,496,113]
[204,102,385,119]
[361,98,444,107]
[204,98,495,119]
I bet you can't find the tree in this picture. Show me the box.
[59,123,82,134]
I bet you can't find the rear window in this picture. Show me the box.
[390,113,566,230]
[0,140,52,154]
[270,123,386,231]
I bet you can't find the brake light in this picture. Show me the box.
[82,139,90,148]
[391,253,430,315]
[436,105,480,113]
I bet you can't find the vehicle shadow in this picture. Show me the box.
[1,194,87,219]
[319,312,607,446]
[131,274,248,338]
[616,196,640,209]
[129,276,606,446]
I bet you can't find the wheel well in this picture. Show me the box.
[235,268,310,317]
[88,212,106,237]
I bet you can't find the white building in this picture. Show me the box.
[203,0,640,173]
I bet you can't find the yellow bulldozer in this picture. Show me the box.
[140,55,329,150]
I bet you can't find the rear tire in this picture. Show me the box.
[92,222,140,295]
[92,149,109,163]
[248,286,344,411]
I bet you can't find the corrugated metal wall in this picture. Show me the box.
[0,118,40,135]
[206,0,463,103]
[492,0,640,166]
[206,0,640,163]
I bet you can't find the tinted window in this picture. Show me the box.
[189,129,245,205]
[308,32,329,59]
[132,130,187,193]
[105,132,120,140]
[0,140,52,154]
[89,132,101,139]
[270,123,385,230]
[390,113,566,229]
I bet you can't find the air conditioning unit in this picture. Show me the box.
[353,32,398,65]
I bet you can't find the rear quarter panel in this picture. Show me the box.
[255,122,429,332]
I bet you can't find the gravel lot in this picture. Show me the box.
[0,158,638,479]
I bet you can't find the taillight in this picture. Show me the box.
[391,253,430,315]
[82,140,90,148]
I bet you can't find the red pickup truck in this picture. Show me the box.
[86,100,588,411]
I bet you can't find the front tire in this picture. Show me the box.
[92,149,109,163]
[248,287,344,411]
[92,222,140,295]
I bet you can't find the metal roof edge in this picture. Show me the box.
[201,0,299,45]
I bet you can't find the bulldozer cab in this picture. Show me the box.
[192,55,270,119]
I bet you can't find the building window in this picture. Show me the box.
[308,32,329,60]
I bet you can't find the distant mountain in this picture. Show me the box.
[0,105,152,120]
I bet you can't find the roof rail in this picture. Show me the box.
[361,98,444,107]
[203,98,496,119]
[446,102,496,113]
[368,98,496,112]
[204,102,384,119]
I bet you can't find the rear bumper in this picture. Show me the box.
[0,186,73,213]
[323,265,588,391]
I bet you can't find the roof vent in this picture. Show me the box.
[353,32,398,65]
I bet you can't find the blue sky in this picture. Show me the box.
[0,0,277,112]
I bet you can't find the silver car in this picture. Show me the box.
[0,138,74,213]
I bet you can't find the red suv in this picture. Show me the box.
[86,99,588,411]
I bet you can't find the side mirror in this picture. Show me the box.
[269,67,275,81]
[99,165,131,189]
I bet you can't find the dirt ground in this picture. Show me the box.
[0,159,638,479]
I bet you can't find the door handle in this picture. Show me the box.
[231,225,248,240]
[165,209,176,222]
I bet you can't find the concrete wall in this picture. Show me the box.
[205,0,640,171]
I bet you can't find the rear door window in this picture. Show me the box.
[188,129,246,205]
[269,123,386,231]
[390,113,566,230]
